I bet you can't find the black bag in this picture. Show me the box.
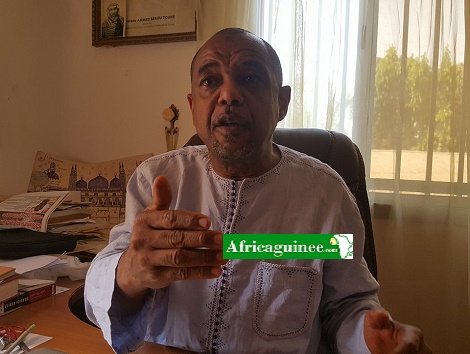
[0,228,77,259]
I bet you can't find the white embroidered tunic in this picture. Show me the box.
[84,145,379,354]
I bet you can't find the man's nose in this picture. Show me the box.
[218,80,243,106]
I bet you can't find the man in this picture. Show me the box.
[101,3,124,38]
[85,28,431,353]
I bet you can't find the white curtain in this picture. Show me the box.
[368,1,469,352]
[196,1,470,351]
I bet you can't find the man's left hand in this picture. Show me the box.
[364,308,432,353]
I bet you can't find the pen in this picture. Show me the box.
[3,324,35,354]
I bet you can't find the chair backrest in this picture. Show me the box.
[184,128,378,279]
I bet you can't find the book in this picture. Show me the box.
[48,208,93,225]
[0,280,56,315]
[0,274,19,302]
[0,265,16,281]
[18,278,55,293]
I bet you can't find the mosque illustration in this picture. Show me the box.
[67,162,127,210]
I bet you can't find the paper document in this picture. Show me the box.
[0,333,52,354]
[0,255,66,275]
[0,192,70,232]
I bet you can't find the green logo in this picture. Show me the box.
[223,234,353,260]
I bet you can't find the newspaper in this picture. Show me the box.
[0,191,70,232]
[27,151,153,225]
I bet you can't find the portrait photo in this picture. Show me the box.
[101,0,126,38]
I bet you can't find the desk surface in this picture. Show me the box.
[1,277,193,354]
[1,277,114,354]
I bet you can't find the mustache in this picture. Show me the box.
[212,113,248,127]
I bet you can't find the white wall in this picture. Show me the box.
[0,0,198,196]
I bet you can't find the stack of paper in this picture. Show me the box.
[0,191,103,238]
[46,198,97,236]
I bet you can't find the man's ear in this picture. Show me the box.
[187,93,193,110]
[278,85,291,122]
[187,94,197,127]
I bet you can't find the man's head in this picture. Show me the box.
[107,3,120,21]
[190,28,284,89]
[187,28,291,174]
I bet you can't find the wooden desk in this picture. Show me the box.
[1,277,113,354]
[1,277,193,354]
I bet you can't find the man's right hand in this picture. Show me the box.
[114,175,225,311]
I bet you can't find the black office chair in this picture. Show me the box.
[185,128,378,279]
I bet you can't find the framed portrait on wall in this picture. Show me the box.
[92,0,197,47]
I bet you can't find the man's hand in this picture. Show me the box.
[114,175,226,311]
[364,308,432,354]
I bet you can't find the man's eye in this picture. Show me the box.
[201,78,215,87]
[244,74,261,83]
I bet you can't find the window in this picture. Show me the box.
[258,0,468,197]
[370,0,467,196]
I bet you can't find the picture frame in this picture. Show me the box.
[92,0,197,47]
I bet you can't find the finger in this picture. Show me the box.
[393,343,419,354]
[147,175,172,211]
[156,248,226,268]
[142,176,212,230]
[151,265,224,286]
[393,341,420,354]
[139,209,212,231]
[149,229,223,249]
[366,308,393,330]
[393,325,424,354]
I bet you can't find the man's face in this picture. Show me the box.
[108,5,119,20]
[187,33,290,162]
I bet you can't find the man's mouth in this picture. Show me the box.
[213,113,248,130]
[216,121,244,128]
[213,121,249,137]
